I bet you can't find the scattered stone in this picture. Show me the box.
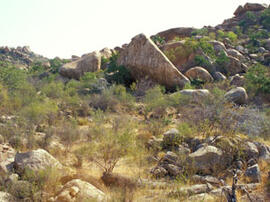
[209,40,226,54]
[230,74,245,87]
[244,142,259,160]
[14,149,63,174]
[150,166,168,178]
[187,193,215,201]
[180,89,210,99]
[245,164,261,183]
[0,191,17,202]
[170,183,214,197]
[254,142,270,162]
[188,146,225,175]
[117,34,190,89]
[213,72,227,81]
[0,144,16,174]
[162,129,180,148]
[226,49,245,61]
[264,38,270,51]
[225,87,248,105]
[55,179,106,202]
[163,163,182,176]
[192,175,220,186]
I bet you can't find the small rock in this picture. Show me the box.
[187,146,225,175]
[150,166,168,178]
[185,66,214,83]
[0,191,17,202]
[213,72,226,81]
[14,149,63,174]
[55,179,106,202]
[245,164,261,183]
[180,89,210,99]
[225,87,248,105]
[230,74,245,87]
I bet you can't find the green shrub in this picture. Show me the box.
[191,28,208,36]
[0,65,29,92]
[41,82,65,99]
[215,51,229,74]
[74,115,136,174]
[105,53,134,87]
[239,11,257,29]
[194,55,211,67]
[260,8,270,30]
[151,35,165,45]
[49,57,70,73]
[20,100,58,126]
[245,64,270,94]
[226,31,238,42]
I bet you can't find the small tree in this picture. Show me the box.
[74,114,136,174]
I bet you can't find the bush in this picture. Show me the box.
[151,35,165,46]
[105,53,134,87]
[239,11,257,29]
[191,28,208,36]
[215,51,229,74]
[260,8,270,30]
[194,55,211,68]
[245,64,270,95]
[74,115,136,174]
[20,100,58,126]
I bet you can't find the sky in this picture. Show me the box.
[0,0,269,58]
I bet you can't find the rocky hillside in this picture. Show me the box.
[0,3,270,202]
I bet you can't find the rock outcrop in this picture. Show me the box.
[117,34,190,89]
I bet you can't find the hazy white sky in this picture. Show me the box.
[0,0,269,58]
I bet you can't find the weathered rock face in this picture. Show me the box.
[55,179,106,202]
[155,27,195,42]
[14,149,63,174]
[225,87,248,105]
[187,146,225,174]
[0,191,17,202]
[185,67,213,83]
[59,51,101,79]
[117,34,190,89]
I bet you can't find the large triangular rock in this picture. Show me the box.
[117,34,190,89]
